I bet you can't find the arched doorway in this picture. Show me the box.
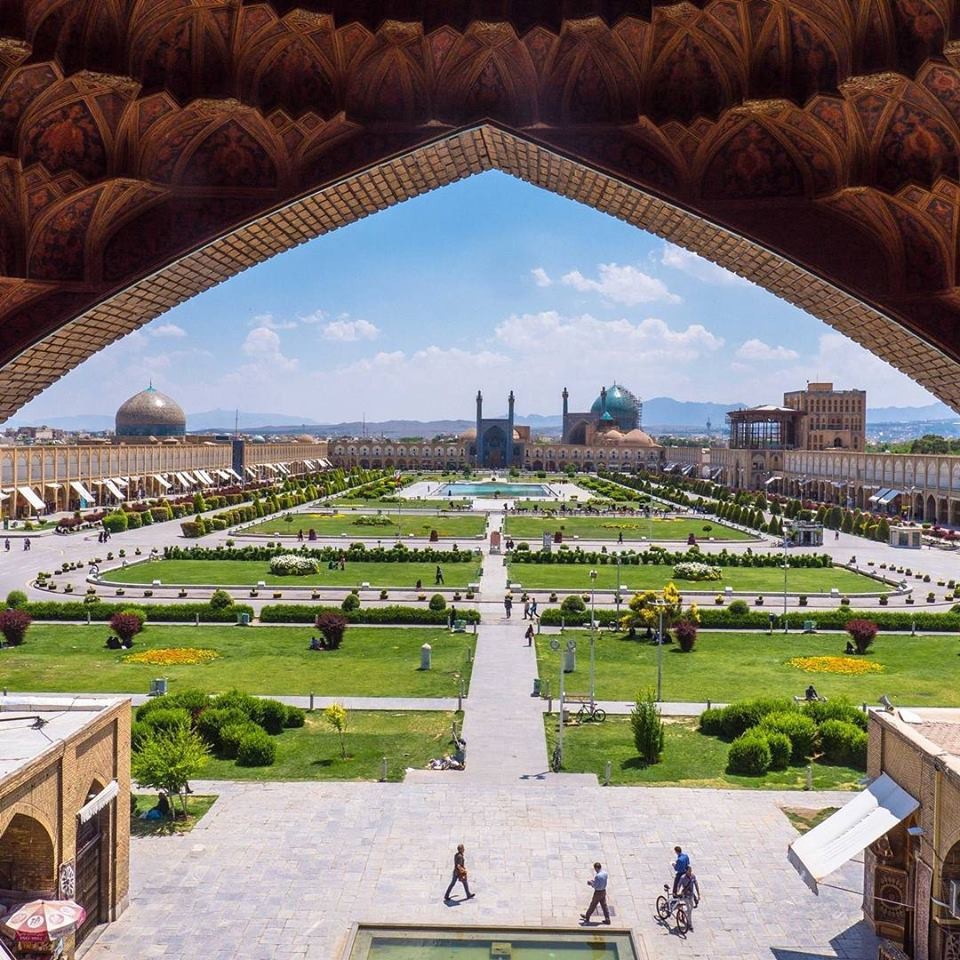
[75,779,115,946]
[480,426,507,469]
[0,813,56,897]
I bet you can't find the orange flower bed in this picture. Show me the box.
[124,648,219,666]
[788,655,883,675]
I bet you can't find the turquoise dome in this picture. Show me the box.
[590,384,640,432]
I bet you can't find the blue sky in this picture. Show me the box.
[14,171,939,424]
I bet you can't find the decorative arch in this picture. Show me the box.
[0,812,56,895]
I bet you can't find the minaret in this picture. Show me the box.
[562,387,569,419]
[600,385,608,417]
[476,390,483,466]
[507,390,516,466]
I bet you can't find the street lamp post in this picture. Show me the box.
[654,599,667,702]
[589,568,598,711]
[782,530,790,633]
[615,556,622,617]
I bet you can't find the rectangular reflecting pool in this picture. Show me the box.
[438,482,552,498]
[344,925,642,959]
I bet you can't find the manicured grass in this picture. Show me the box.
[101,558,481,588]
[535,629,959,704]
[504,516,751,542]
[3,624,473,697]
[333,498,471,510]
[242,512,486,539]
[509,563,884,594]
[545,717,862,790]
[130,794,218,837]
[783,806,839,833]
[201,710,456,782]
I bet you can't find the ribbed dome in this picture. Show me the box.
[623,428,657,447]
[115,385,186,437]
[590,383,641,432]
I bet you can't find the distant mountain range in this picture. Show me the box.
[7,398,959,434]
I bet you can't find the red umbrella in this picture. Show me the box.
[1,900,86,944]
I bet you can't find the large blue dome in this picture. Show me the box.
[590,384,641,432]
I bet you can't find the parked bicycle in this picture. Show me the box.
[575,702,606,723]
[655,883,690,934]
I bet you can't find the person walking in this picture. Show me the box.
[523,599,531,620]
[677,865,701,930]
[3,538,8,552]
[435,565,444,585]
[672,845,690,895]
[524,624,535,646]
[530,598,538,620]
[503,595,513,619]
[580,861,610,925]
[443,844,474,902]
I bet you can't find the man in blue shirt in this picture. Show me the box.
[672,846,690,895]
[580,862,610,925]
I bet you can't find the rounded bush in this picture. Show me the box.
[728,732,772,776]
[760,712,819,764]
[341,593,361,612]
[141,707,190,736]
[209,589,234,611]
[718,697,797,740]
[5,590,27,609]
[727,599,750,616]
[765,731,791,771]
[284,706,306,728]
[255,698,288,735]
[803,698,868,731]
[213,690,260,720]
[130,720,151,752]
[220,722,258,759]
[196,708,248,748]
[561,594,586,614]
[698,707,724,736]
[236,729,277,767]
[428,593,446,612]
[819,719,868,768]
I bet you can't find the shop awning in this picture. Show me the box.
[277,463,290,474]
[868,488,891,504]
[110,477,127,487]
[244,466,258,479]
[44,482,62,490]
[216,469,231,480]
[0,490,10,501]
[195,470,214,485]
[174,472,193,487]
[303,459,315,470]
[70,480,95,502]
[78,779,119,824]
[227,468,244,482]
[877,489,901,506]
[102,479,124,500]
[17,486,45,511]
[787,773,918,895]
[152,474,171,489]
[764,475,783,486]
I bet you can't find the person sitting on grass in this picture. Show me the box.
[805,684,820,702]
[309,636,324,651]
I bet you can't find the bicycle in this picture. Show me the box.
[656,884,690,934]
[575,702,606,723]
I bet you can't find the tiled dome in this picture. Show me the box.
[115,385,186,437]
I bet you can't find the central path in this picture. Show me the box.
[457,509,553,784]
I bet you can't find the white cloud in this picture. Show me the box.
[298,310,328,326]
[321,317,380,342]
[659,243,751,287]
[735,338,799,361]
[240,327,298,372]
[149,323,187,339]
[251,312,297,331]
[560,263,680,305]
[530,267,552,288]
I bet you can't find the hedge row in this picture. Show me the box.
[509,547,835,569]
[540,606,960,631]
[162,544,478,563]
[258,604,480,625]
[22,601,254,622]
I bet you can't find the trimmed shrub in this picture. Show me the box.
[718,697,797,740]
[765,731,791,771]
[561,594,586,614]
[727,599,750,616]
[728,731,772,776]
[220,722,258,759]
[803,698,868,731]
[140,707,190,736]
[846,618,878,654]
[130,721,151,752]
[698,707,724,736]
[255,698,288,735]
[819,719,868,768]
[316,612,348,650]
[0,608,32,646]
[428,593,446,612]
[630,688,664,766]
[110,609,145,643]
[341,593,360,612]
[259,604,478,625]
[5,590,27,609]
[284,706,306,728]
[102,512,128,533]
[196,708,248,748]
[209,589,234,611]
[674,619,697,653]
[760,712,819,763]
[237,728,277,767]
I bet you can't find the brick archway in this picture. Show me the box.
[4,2,960,417]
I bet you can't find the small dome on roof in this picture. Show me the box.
[623,428,657,446]
[460,427,477,441]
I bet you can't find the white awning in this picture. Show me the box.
[303,459,315,470]
[174,472,193,486]
[868,488,891,504]
[0,491,9,501]
[244,466,258,479]
[78,780,119,824]
[764,475,783,486]
[878,489,901,506]
[102,479,124,500]
[227,468,244,482]
[44,482,62,490]
[195,470,214,485]
[17,486,45,511]
[152,474,171,489]
[110,477,127,487]
[787,773,918,895]
[70,480,95,502]
[216,469,231,480]
[276,463,290,474]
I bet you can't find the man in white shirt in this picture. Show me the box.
[580,861,610,924]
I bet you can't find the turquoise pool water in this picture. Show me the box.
[439,482,551,498]
[346,926,639,959]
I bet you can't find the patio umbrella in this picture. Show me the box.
[1,900,86,943]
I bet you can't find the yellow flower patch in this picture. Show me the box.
[124,648,219,666]
[788,656,883,675]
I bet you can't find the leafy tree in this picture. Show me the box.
[110,609,145,643]
[0,608,32,646]
[5,590,27,609]
[846,619,878,654]
[674,619,697,653]
[323,703,348,758]
[769,500,781,517]
[841,510,854,534]
[630,688,664,765]
[826,506,843,530]
[315,612,348,649]
[131,727,209,816]
[877,517,890,542]
[192,492,207,514]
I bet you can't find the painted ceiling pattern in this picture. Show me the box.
[2,0,960,414]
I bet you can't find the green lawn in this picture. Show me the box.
[332,498,471,510]
[101,559,481,588]
[509,563,884,594]
[201,710,456,782]
[504,516,751,542]
[242,512,486,539]
[3,624,473,697]
[131,794,218,836]
[536,629,959,704]
[546,717,862,790]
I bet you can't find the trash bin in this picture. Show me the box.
[533,677,541,697]
[237,612,250,626]
[803,620,817,633]
[149,678,168,696]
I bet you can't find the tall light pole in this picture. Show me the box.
[589,568,598,711]
[782,527,790,633]
[615,556,622,618]
[653,598,667,702]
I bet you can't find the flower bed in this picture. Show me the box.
[788,656,883,675]
[269,554,319,576]
[124,648,219,666]
[673,561,722,581]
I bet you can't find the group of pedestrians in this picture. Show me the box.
[3,538,30,551]
[441,843,701,932]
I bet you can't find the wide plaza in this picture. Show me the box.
[1,473,947,959]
